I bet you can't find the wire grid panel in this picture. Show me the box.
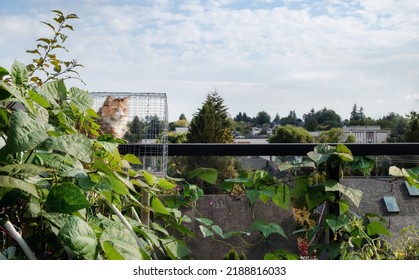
[90,92,168,176]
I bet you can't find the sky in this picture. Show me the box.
[1,0,418,122]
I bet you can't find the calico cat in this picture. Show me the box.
[97,96,130,139]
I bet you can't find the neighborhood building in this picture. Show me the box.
[343,125,390,143]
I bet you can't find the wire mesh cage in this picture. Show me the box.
[90,92,168,176]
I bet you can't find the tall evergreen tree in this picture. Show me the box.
[187,91,233,143]
[124,116,144,143]
[406,111,419,142]
[184,91,236,194]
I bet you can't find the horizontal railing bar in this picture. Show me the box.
[118,143,419,156]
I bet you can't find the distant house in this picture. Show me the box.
[343,126,389,143]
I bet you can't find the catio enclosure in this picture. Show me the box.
[90,92,169,176]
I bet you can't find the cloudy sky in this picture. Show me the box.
[1,0,419,122]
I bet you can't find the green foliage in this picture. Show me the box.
[0,11,195,260]
[318,128,344,143]
[167,131,188,143]
[269,125,313,143]
[255,111,271,126]
[224,143,395,259]
[187,90,233,143]
[223,248,247,260]
[124,116,144,143]
[26,10,83,86]
[405,111,419,142]
[303,107,342,131]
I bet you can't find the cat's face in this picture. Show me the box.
[99,96,130,120]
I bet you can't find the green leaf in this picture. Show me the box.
[196,217,214,227]
[11,60,28,86]
[325,215,349,234]
[142,170,156,186]
[272,184,290,210]
[39,79,67,102]
[100,222,143,260]
[42,134,92,163]
[291,178,308,199]
[157,178,176,190]
[188,167,218,184]
[307,144,335,165]
[32,152,83,174]
[102,241,125,260]
[28,90,50,108]
[0,66,8,79]
[339,201,350,214]
[0,175,39,198]
[325,180,363,208]
[58,216,97,260]
[0,108,10,129]
[0,83,12,100]
[198,225,214,237]
[335,144,353,162]
[249,220,287,239]
[68,87,92,112]
[24,196,42,218]
[224,177,249,184]
[46,182,90,213]
[211,225,224,238]
[259,188,274,203]
[163,238,190,259]
[122,154,142,165]
[0,110,49,155]
[349,156,375,175]
[151,196,170,215]
[246,189,260,205]
[366,221,390,237]
[0,163,49,178]
[104,173,129,195]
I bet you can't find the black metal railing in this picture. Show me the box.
[119,143,419,157]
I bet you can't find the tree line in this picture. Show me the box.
[168,91,419,143]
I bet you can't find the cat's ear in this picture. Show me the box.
[122,96,131,102]
[105,96,113,102]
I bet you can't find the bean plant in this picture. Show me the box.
[0,11,196,260]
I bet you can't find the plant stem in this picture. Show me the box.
[3,221,37,260]
[104,199,151,258]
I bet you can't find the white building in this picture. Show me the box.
[343,126,389,143]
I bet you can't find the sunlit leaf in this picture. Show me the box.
[42,134,92,163]
[100,222,143,260]
[122,154,142,165]
[272,184,290,210]
[196,217,214,227]
[151,196,170,215]
[325,180,363,208]
[249,220,286,239]
[0,110,48,155]
[58,216,97,260]
[198,225,213,238]
[0,175,39,198]
[11,60,28,86]
[367,221,390,237]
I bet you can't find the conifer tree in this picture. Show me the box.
[187,91,233,143]
[183,91,237,193]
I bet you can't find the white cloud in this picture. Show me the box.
[1,0,419,121]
